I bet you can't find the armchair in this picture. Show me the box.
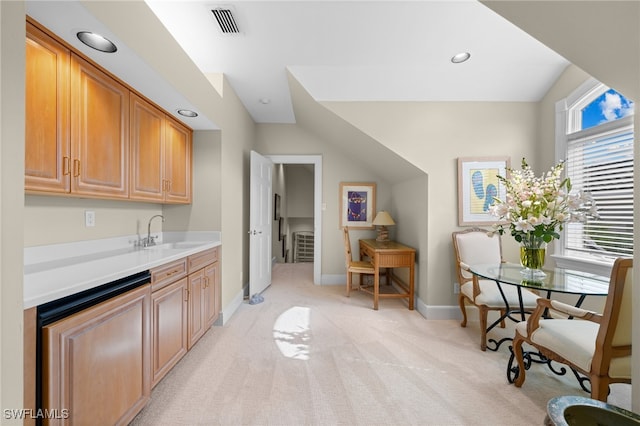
[512,258,632,401]
[452,228,540,351]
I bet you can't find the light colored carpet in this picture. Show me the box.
[131,263,631,425]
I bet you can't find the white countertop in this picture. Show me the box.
[24,232,221,309]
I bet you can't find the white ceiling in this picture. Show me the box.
[26,1,569,127]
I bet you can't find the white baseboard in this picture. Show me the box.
[216,285,245,326]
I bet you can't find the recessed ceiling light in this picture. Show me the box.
[259,98,271,105]
[451,52,471,64]
[77,31,117,53]
[177,109,198,118]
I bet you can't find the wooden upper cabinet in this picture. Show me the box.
[130,94,192,203]
[71,54,129,198]
[25,21,71,193]
[25,19,192,204]
[164,116,192,204]
[130,93,165,201]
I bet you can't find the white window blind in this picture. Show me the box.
[565,117,634,261]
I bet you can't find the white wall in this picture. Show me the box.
[286,165,314,218]
[324,101,539,309]
[1,1,26,421]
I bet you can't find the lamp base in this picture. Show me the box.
[376,226,389,242]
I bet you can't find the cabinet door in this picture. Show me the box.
[25,22,70,193]
[151,277,188,387]
[42,285,151,426]
[130,93,164,201]
[187,269,205,349]
[71,54,129,198]
[164,116,192,204]
[204,262,219,328]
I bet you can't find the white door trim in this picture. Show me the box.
[266,155,322,285]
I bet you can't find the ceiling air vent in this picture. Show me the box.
[211,8,240,34]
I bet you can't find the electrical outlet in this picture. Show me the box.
[85,210,96,227]
[453,282,460,294]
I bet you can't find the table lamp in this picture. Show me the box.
[372,211,395,242]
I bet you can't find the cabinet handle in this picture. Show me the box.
[166,269,179,277]
[162,179,167,192]
[167,180,172,192]
[73,159,81,177]
[184,288,189,302]
[63,156,71,176]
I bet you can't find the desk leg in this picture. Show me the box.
[373,263,380,310]
[409,260,415,310]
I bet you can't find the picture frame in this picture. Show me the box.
[274,193,281,221]
[278,217,284,241]
[282,234,287,257]
[457,157,510,226]
[339,182,376,229]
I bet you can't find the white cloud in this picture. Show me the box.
[599,92,635,122]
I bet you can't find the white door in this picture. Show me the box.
[249,150,273,298]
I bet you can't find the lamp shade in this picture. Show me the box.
[372,211,395,226]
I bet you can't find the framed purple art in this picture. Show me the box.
[339,182,376,229]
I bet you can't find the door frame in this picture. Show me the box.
[266,155,322,285]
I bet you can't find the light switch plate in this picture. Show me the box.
[85,210,96,227]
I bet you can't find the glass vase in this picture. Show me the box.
[519,235,547,278]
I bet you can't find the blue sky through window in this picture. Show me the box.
[581,89,635,130]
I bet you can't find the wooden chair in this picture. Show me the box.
[452,228,540,351]
[512,258,632,401]
[343,227,376,297]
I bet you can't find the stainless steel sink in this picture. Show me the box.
[143,241,206,250]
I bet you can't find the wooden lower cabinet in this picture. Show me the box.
[151,277,188,387]
[187,268,206,349]
[42,284,151,426]
[204,262,221,328]
[187,248,221,349]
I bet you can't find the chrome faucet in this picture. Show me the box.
[143,214,164,247]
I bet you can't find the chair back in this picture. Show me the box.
[593,258,633,377]
[452,228,502,284]
[343,227,354,268]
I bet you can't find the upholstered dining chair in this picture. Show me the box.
[512,257,633,401]
[452,228,540,351]
[343,227,376,297]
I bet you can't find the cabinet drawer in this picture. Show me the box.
[188,247,218,272]
[151,258,188,291]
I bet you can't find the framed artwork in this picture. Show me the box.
[274,193,281,221]
[278,217,284,241]
[339,182,376,229]
[457,157,510,226]
[282,234,287,257]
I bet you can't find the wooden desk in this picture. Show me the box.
[359,239,416,310]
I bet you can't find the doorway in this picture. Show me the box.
[266,155,322,285]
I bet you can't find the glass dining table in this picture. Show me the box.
[467,262,610,351]
[468,262,610,387]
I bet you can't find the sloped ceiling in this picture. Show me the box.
[481,0,640,100]
[286,71,425,184]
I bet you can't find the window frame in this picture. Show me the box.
[553,78,634,277]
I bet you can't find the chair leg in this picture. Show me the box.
[346,271,351,297]
[458,294,468,328]
[499,309,506,328]
[512,332,527,387]
[479,306,489,351]
[590,375,610,402]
